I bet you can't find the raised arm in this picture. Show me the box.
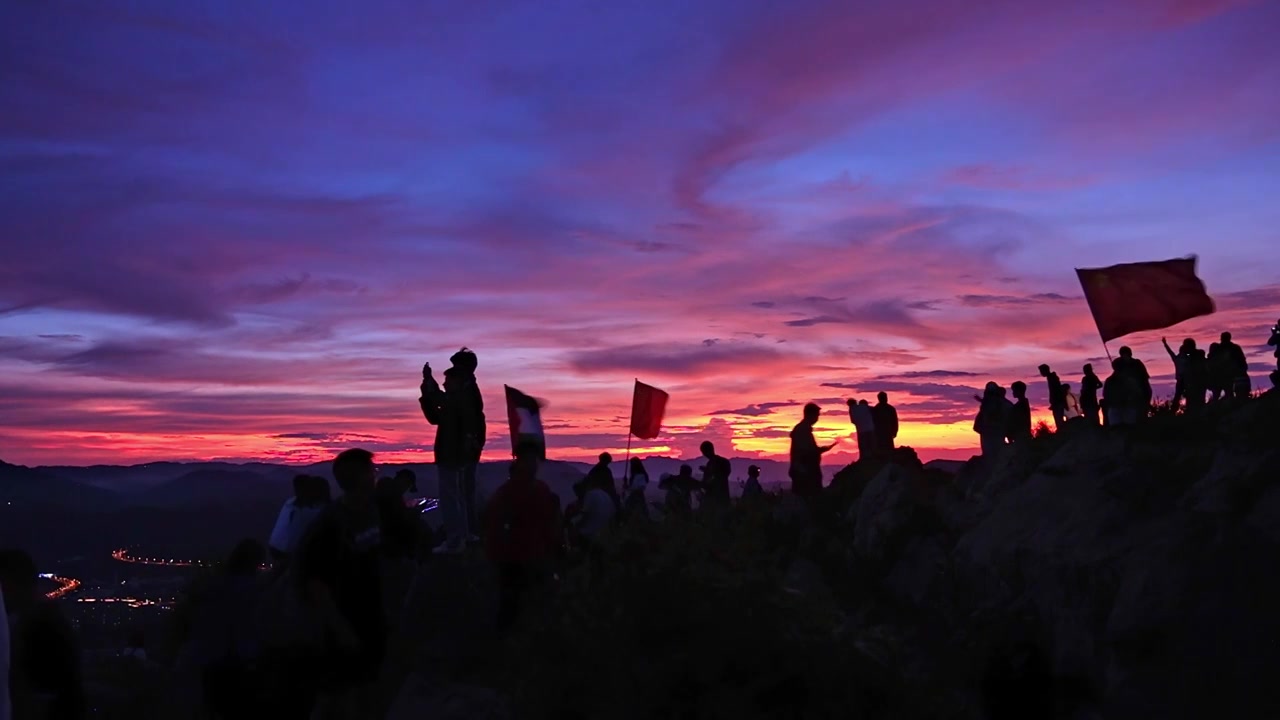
[1162,337,1175,360]
[418,363,443,425]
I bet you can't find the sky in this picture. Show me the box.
[2,0,1279,468]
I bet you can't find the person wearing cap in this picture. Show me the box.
[419,348,487,554]
[742,465,763,500]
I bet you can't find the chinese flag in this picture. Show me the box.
[504,385,545,459]
[1076,256,1215,343]
[629,380,669,440]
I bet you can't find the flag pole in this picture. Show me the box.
[622,433,633,491]
[622,377,635,490]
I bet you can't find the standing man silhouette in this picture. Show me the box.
[419,348,486,554]
[871,392,899,458]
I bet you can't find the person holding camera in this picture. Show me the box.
[418,348,486,555]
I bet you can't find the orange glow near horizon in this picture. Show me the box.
[2,1,1279,468]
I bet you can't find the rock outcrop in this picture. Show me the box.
[844,391,1280,719]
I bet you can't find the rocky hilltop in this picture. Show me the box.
[386,391,1279,719]
[839,389,1280,719]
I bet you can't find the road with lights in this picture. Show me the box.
[111,548,209,568]
[40,573,81,600]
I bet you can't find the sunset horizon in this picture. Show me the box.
[3,1,1279,468]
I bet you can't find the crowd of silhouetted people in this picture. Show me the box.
[967,323,1278,462]
[2,320,1275,720]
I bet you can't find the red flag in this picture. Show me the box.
[504,385,545,459]
[1076,256,1215,343]
[629,380,669,440]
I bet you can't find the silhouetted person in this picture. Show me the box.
[187,539,267,719]
[448,349,485,540]
[1270,318,1280,387]
[1184,345,1209,414]
[419,349,487,554]
[269,475,327,567]
[1162,337,1196,410]
[1038,364,1066,428]
[484,440,558,634]
[1061,383,1081,419]
[394,468,417,495]
[623,458,650,521]
[571,468,617,549]
[1113,346,1151,417]
[1104,358,1142,427]
[375,475,419,559]
[1080,364,1102,426]
[789,403,834,498]
[660,465,696,515]
[1217,331,1250,399]
[699,441,732,508]
[847,399,878,461]
[294,449,385,720]
[871,392,899,456]
[0,548,85,720]
[974,382,1011,456]
[1006,381,1032,444]
[742,465,763,500]
[584,453,622,515]
[1207,342,1228,401]
[1270,319,1280,369]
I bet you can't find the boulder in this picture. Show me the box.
[853,464,915,563]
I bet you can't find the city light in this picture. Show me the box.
[43,573,81,600]
[111,548,208,568]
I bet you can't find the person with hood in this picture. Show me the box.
[419,348,487,554]
[1162,337,1196,411]
[483,440,559,633]
[973,382,1011,456]
[871,392,899,456]
[789,403,835,498]
[1080,364,1102,426]
[847,399,878,461]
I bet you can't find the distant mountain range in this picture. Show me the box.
[0,455,824,513]
[1,453,969,513]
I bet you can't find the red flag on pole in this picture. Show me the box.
[504,385,545,459]
[1076,256,1215,343]
[629,380,669,440]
